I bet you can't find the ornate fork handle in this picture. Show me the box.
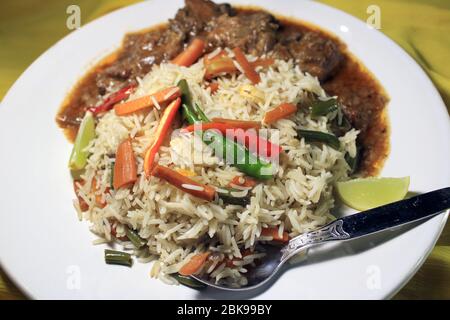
[280,219,350,262]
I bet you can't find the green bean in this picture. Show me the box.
[217,187,251,206]
[104,249,132,267]
[125,228,146,249]
[298,129,340,150]
[311,98,338,117]
[345,146,361,174]
[110,161,115,190]
[172,274,206,290]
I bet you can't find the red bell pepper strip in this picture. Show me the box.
[233,128,282,159]
[88,84,136,116]
[144,98,182,176]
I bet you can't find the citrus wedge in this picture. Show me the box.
[335,177,410,211]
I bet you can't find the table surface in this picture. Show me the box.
[1,0,449,300]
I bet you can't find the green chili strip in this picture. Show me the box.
[178,79,273,180]
[125,228,146,249]
[311,98,338,117]
[177,79,194,122]
[298,129,340,150]
[195,103,209,122]
[173,274,206,290]
[104,249,132,267]
[204,130,273,179]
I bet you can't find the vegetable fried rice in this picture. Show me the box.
[72,47,359,288]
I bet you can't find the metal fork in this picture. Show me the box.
[193,187,450,291]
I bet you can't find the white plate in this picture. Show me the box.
[0,0,449,300]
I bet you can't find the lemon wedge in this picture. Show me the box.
[335,177,410,211]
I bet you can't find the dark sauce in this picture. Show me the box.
[276,14,390,176]
[56,7,389,176]
[56,54,114,142]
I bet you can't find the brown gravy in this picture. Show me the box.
[56,7,389,176]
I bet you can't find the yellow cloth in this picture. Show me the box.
[318,0,450,300]
[0,0,449,300]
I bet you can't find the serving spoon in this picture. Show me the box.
[192,187,450,291]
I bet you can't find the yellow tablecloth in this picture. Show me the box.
[0,0,449,300]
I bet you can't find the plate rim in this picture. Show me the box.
[0,0,449,300]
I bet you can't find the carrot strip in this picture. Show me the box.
[113,139,137,190]
[228,176,257,188]
[152,165,216,201]
[174,168,197,177]
[182,122,231,133]
[203,49,227,64]
[172,38,206,67]
[179,252,211,276]
[262,103,297,125]
[74,178,110,211]
[92,178,110,208]
[261,227,289,242]
[208,82,220,94]
[73,180,89,212]
[232,48,260,85]
[89,85,136,116]
[143,98,182,175]
[204,52,238,80]
[211,118,261,130]
[114,86,181,116]
[251,57,275,69]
